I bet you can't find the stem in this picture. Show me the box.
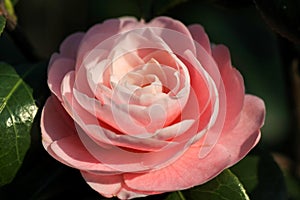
[0,0,16,30]
[177,191,186,200]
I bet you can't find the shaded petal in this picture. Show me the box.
[188,24,211,54]
[148,17,197,57]
[48,56,75,101]
[217,95,265,161]
[81,172,157,199]
[77,126,193,172]
[183,49,227,158]
[212,44,245,131]
[41,96,75,149]
[149,16,194,43]
[124,144,231,191]
[41,96,117,173]
[81,172,123,198]
[124,95,265,192]
[50,134,117,173]
[59,32,85,59]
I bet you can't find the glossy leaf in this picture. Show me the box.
[231,153,288,200]
[165,169,249,200]
[0,62,38,186]
[0,16,5,36]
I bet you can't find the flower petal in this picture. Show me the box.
[76,17,139,71]
[41,96,75,149]
[218,95,265,160]
[41,96,118,173]
[81,171,123,198]
[188,24,211,54]
[212,44,245,131]
[149,16,193,42]
[59,32,85,59]
[81,171,158,199]
[48,56,75,101]
[124,144,231,191]
[50,134,117,173]
[124,95,265,192]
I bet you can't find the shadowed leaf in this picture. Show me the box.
[231,153,288,200]
[0,62,37,186]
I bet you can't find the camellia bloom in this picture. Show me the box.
[41,16,265,199]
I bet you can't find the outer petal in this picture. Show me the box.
[81,172,123,198]
[124,144,231,191]
[188,24,211,54]
[49,134,119,173]
[149,16,193,40]
[81,171,158,199]
[124,95,265,191]
[59,32,85,59]
[47,56,75,101]
[212,45,245,131]
[41,96,117,173]
[41,96,75,149]
[48,32,83,99]
[218,95,265,161]
[148,16,197,56]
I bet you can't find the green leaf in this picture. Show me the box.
[0,16,6,36]
[231,153,288,200]
[0,62,38,187]
[230,156,259,192]
[165,169,249,200]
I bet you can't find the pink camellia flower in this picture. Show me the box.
[41,16,265,199]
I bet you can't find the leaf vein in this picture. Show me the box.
[5,105,21,164]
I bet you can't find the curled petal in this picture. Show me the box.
[48,56,75,101]
[41,96,118,173]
